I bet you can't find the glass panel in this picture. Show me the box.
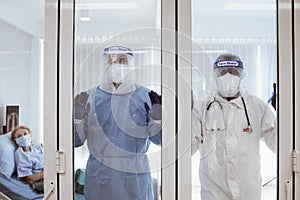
[73,1,162,199]
[191,1,277,200]
[0,0,45,198]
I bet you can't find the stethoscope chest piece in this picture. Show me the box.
[242,125,253,133]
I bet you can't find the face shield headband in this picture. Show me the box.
[103,46,134,68]
[214,60,243,69]
[213,60,244,78]
[103,46,133,57]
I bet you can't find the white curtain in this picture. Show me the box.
[75,36,276,102]
[74,36,277,170]
[192,37,277,102]
[74,35,161,95]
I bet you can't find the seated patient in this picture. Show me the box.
[11,125,44,193]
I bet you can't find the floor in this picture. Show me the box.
[192,184,276,200]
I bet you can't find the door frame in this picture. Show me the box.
[44,0,59,199]
[278,0,295,199]
[293,0,300,199]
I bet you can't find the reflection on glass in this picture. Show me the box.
[74,1,162,199]
[0,1,45,199]
[191,0,277,199]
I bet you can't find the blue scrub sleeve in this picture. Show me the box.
[148,120,162,145]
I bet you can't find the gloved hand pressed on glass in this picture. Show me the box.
[74,92,91,120]
[144,91,162,120]
[271,83,276,110]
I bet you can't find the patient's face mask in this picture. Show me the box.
[15,134,31,147]
[216,73,241,97]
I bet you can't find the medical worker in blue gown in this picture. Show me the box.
[74,46,162,200]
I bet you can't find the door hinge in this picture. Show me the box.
[56,150,66,174]
[292,150,299,173]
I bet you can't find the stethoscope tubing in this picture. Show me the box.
[205,95,252,133]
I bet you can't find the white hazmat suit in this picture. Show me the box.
[192,53,276,200]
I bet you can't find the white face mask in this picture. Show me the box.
[107,63,130,83]
[216,73,241,97]
[15,134,31,147]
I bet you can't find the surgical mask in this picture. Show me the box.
[216,73,241,97]
[107,63,130,83]
[15,134,31,147]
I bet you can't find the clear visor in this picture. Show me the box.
[214,67,244,78]
[103,46,134,67]
[104,53,134,68]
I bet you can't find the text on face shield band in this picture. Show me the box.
[104,46,133,57]
[214,60,243,69]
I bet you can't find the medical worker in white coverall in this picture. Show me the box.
[192,53,277,200]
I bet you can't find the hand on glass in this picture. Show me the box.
[271,83,276,110]
[144,91,162,120]
[74,92,90,120]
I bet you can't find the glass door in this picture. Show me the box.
[189,1,278,200]
[73,1,164,200]
[52,0,176,199]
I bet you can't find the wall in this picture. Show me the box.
[0,20,43,144]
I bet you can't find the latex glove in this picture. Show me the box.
[74,92,90,120]
[144,91,162,120]
[271,83,276,110]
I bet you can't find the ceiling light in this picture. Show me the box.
[80,10,91,21]
[184,50,227,54]
[224,3,276,11]
[76,2,139,10]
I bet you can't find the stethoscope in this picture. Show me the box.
[205,96,252,133]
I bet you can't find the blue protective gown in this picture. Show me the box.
[75,84,161,200]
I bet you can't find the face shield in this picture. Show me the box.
[213,60,244,78]
[103,46,134,84]
[213,60,244,97]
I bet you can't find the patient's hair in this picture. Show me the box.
[11,125,31,140]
